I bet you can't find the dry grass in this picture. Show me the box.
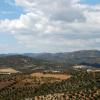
[0,68,19,73]
[31,72,71,80]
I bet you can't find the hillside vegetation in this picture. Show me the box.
[0,69,99,100]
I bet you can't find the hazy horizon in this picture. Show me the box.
[0,49,99,54]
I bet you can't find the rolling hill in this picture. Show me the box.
[0,50,100,72]
[24,50,100,68]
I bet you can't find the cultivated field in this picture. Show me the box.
[0,67,19,73]
[31,72,71,80]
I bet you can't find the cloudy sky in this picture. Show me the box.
[0,0,100,53]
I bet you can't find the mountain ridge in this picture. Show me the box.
[0,50,100,72]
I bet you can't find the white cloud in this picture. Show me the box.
[0,0,100,52]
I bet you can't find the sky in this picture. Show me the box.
[0,0,100,53]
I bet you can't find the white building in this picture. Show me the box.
[73,65,88,69]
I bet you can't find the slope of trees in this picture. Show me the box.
[0,70,100,100]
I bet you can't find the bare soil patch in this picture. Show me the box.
[0,68,19,73]
[31,72,70,80]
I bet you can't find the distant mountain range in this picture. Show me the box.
[24,50,100,68]
[0,50,100,72]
